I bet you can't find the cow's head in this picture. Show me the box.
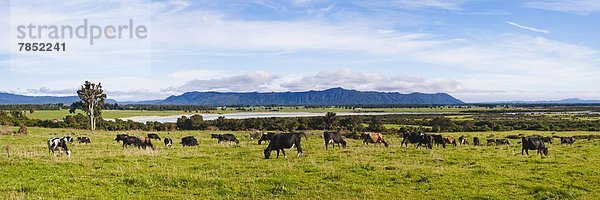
[542,147,549,156]
[264,149,271,159]
[66,149,71,157]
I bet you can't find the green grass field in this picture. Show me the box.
[1,127,599,199]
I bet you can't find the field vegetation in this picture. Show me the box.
[1,127,599,199]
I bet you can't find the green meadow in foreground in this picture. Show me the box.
[0,127,599,199]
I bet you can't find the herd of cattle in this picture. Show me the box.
[47,131,580,158]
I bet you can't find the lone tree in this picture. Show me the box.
[75,81,106,131]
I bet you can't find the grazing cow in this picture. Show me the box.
[47,137,71,157]
[115,134,129,143]
[401,132,432,149]
[181,136,199,147]
[495,139,510,145]
[458,136,469,145]
[560,137,575,145]
[122,136,141,149]
[138,137,155,150]
[323,132,346,150]
[473,137,480,146]
[147,133,161,141]
[164,138,173,148]
[77,137,91,144]
[431,134,446,148]
[213,134,240,144]
[445,137,457,147]
[362,132,389,147]
[258,132,276,144]
[522,137,548,157]
[264,132,306,159]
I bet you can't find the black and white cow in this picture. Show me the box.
[560,137,575,145]
[164,138,173,148]
[47,137,71,157]
[77,137,91,144]
[264,133,306,159]
[458,135,469,145]
[522,137,548,157]
[323,131,346,150]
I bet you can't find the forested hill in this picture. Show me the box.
[159,88,464,105]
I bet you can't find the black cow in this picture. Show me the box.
[77,137,91,144]
[400,132,431,149]
[323,132,346,150]
[122,136,141,149]
[213,134,240,144]
[258,132,276,144]
[431,134,446,148]
[473,137,480,146]
[458,136,469,145]
[560,137,575,145]
[115,134,129,143]
[522,137,548,157]
[264,133,306,159]
[181,136,199,147]
[164,138,173,148]
[487,139,496,145]
[147,133,161,141]
[496,139,510,145]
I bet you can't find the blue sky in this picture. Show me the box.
[1,0,600,102]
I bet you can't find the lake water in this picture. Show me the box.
[118,112,454,123]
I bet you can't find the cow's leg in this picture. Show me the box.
[296,142,303,157]
[522,148,525,155]
[281,149,287,158]
[276,149,280,158]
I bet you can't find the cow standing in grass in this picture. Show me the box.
[362,132,389,147]
[164,138,173,148]
[264,133,306,159]
[48,137,71,157]
[522,137,548,157]
[323,132,346,150]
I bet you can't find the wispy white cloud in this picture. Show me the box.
[525,0,600,15]
[505,21,549,33]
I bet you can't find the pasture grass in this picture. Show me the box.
[0,128,599,199]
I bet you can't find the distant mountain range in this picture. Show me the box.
[154,88,464,105]
[0,88,464,105]
[0,92,116,105]
[489,98,600,104]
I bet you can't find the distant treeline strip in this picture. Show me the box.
[3,110,600,133]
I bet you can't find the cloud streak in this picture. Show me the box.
[506,21,549,33]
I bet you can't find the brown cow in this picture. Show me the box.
[138,137,155,150]
[361,132,389,147]
[445,137,457,147]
